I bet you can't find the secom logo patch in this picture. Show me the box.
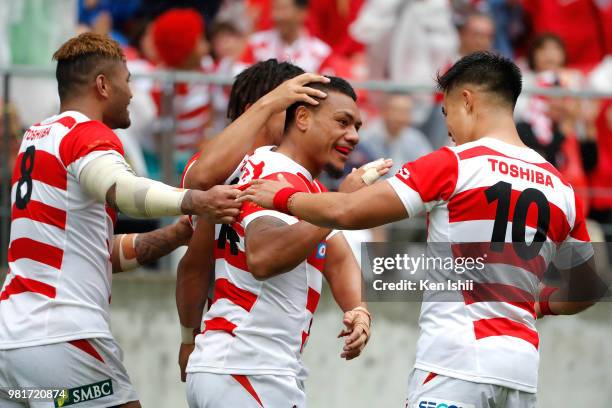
[418,398,475,408]
[54,379,113,407]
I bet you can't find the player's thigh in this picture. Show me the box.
[406,369,497,408]
[187,373,306,408]
[1,338,138,408]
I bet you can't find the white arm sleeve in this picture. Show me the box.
[80,153,188,218]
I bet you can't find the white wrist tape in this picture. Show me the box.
[118,233,139,271]
[361,159,385,185]
[80,153,188,218]
[180,325,197,344]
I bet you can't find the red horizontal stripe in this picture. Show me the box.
[212,278,258,312]
[68,339,105,363]
[463,282,536,318]
[306,287,321,314]
[8,238,64,269]
[59,121,124,167]
[457,146,568,186]
[448,186,570,243]
[34,116,77,129]
[11,200,67,230]
[231,375,264,408]
[12,150,67,191]
[214,241,249,271]
[203,317,237,336]
[473,317,539,349]
[451,242,546,279]
[178,104,210,120]
[0,275,56,301]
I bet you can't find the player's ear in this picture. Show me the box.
[295,105,310,132]
[461,89,474,114]
[95,74,110,99]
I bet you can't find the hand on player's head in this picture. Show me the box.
[236,174,293,209]
[339,158,393,193]
[261,73,330,113]
[192,185,241,223]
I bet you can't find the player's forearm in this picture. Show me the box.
[324,235,365,312]
[111,221,192,273]
[247,220,331,280]
[541,258,606,316]
[327,265,366,312]
[288,192,357,229]
[185,101,274,189]
[176,254,210,328]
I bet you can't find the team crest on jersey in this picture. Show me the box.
[397,167,410,181]
[316,242,326,259]
[54,379,113,407]
[240,158,265,183]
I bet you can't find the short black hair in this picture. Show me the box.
[227,59,304,121]
[527,33,566,71]
[284,76,357,132]
[294,0,309,8]
[436,51,522,108]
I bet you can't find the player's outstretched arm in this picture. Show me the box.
[176,220,216,382]
[184,73,330,190]
[245,216,331,280]
[78,153,241,223]
[537,256,607,317]
[110,216,193,273]
[324,233,371,360]
[239,176,408,230]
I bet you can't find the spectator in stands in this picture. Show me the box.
[208,21,248,135]
[456,11,495,57]
[521,0,611,72]
[516,34,598,213]
[588,100,612,246]
[149,8,214,179]
[350,0,457,149]
[359,94,432,175]
[420,10,497,149]
[306,0,365,57]
[238,0,332,73]
[78,0,142,45]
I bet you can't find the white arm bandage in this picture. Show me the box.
[80,153,188,218]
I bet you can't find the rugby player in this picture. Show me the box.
[0,33,242,408]
[185,76,376,407]
[177,62,387,382]
[239,52,603,407]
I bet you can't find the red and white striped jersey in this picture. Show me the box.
[387,137,592,393]
[151,68,212,152]
[0,111,123,349]
[236,29,332,74]
[187,146,328,377]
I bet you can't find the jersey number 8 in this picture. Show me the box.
[15,146,36,209]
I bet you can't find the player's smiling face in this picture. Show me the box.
[104,60,133,129]
[308,91,361,177]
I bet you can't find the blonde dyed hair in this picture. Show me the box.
[53,32,124,62]
[53,32,125,100]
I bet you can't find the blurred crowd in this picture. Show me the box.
[1,0,612,244]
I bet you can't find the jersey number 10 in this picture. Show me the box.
[485,181,551,260]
